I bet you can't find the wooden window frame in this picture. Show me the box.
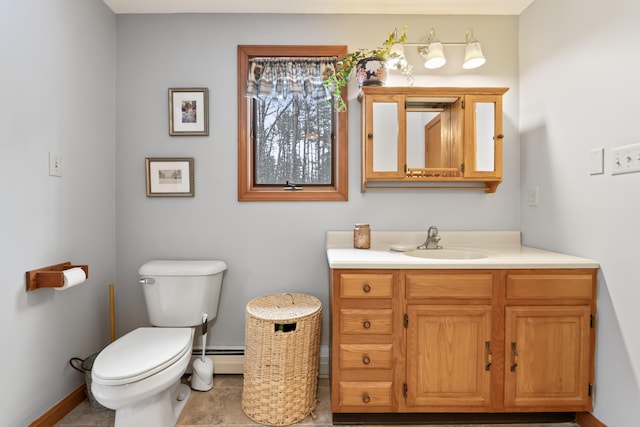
[237,45,349,201]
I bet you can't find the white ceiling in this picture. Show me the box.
[101,0,535,15]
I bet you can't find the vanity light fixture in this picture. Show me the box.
[462,28,486,69]
[418,29,446,69]
[403,27,486,70]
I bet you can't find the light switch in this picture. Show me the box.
[589,148,604,175]
[612,143,640,175]
[528,185,539,207]
[49,152,62,177]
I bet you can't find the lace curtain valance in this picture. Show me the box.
[245,57,337,102]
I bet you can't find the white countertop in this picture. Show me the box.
[326,230,599,269]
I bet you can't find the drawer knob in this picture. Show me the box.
[362,394,371,404]
[362,355,371,365]
[363,283,371,293]
[362,320,371,329]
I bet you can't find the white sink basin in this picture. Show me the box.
[404,249,488,260]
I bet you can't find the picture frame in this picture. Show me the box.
[145,157,195,197]
[168,88,209,136]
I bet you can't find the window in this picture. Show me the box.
[238,45,348,201]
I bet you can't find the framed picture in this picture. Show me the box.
[145,157,195,197]
[168,88,209,136]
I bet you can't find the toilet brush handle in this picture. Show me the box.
[202,313,208,336]
[201,334,206,361]
[201,313,208,361]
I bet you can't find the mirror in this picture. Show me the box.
[370,98,460,173]
[372,102,399,172]
[474,101,495,172]
[405,97,458,171]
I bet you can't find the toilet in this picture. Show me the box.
[91,260,227,427]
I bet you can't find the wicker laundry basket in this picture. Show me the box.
[242,293,322,426]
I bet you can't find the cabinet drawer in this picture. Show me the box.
[340,273,393,298]
[340,309,393,335]
[340,344,393,369]
[506,273,594,300]
[406,273,493,299]
[339,381,393,407]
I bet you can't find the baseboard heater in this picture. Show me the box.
[189,348,245,374]
[200,348,245,356]
[190,346,330,377]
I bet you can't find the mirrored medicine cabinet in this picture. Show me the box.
[359,86,508,193]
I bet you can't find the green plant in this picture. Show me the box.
[325,24,413,111]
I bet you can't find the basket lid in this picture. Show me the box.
[246,293,321,321]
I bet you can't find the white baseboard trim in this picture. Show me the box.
[189,344,329,378]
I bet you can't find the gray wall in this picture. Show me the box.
[15,2,639,425]
[0,0,116,425]
[114,14,520,349]
[519,0,640,424]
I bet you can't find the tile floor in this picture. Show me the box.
[55,375,579,427]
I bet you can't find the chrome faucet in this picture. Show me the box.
[418,226,442,250]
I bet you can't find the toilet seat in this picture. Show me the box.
[92,327,193,386]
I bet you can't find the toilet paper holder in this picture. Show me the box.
[26,261,89,291]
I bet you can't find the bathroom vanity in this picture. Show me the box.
[326,231,598,421]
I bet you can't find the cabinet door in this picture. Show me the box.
[463,94,503,180]
[363,94,406,179]
[406,305,492,409]
[504,306,592,410]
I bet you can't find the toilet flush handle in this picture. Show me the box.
[139,277,155,285]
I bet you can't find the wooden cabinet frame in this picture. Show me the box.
[359,87,508,193]
[330,268,597,416]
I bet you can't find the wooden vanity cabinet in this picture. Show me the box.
[330,268,597,416]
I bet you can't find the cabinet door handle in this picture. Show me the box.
[367,133,373,139]
[362,394,371,403]
[362,283,371,293]
[362,320,371,329]
[485,341,492,371]
[510,342,519,372]
[362,355,371,365]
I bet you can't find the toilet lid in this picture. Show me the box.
[92,327,193,386]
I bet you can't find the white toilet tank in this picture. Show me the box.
[138,260,227,327]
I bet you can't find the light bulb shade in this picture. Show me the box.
[422,42,446,69]
[386,43,406,70]
[463,41,486,69]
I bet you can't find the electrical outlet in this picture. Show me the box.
[49,152,62,177]
[528,185,539,207]
[612,143,640,175]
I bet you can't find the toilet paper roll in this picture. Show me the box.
[55,267,87,290]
